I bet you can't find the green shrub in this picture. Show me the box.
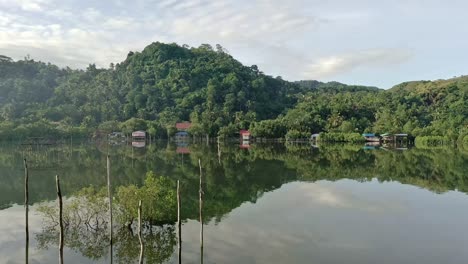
[463,135,468,145]
[319,132,365,143]
[285,130,310,140]
[250,119,287,138]
[415,136,451,146]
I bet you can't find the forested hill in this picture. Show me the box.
[0,43,301,138]
[0,42,467,141]
[296,80,381,93]
[251,75,468,140]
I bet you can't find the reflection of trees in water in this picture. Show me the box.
[115,225,175,264]
[2,142,468,208]
[36,219,176,263]
[7,141,468,262]
[36,175,177,263]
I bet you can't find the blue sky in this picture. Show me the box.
[0,0,467,88]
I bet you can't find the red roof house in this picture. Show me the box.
[176,122,192,131]
[240,130,251,136]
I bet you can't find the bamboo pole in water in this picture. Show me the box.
[199,159,204,264]
[177,180,182,264]
[138,200,144,264]
[107,156,113,264]
[56,175,64,264]
[24,159,29,264]
[217,137,221,164]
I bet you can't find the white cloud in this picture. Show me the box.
[0,15,10,26]
[82,8,101,23]
[0,0,323,72]
[165,0,319,41]
[304,49,413,79]
[1,0,467,87]
[102,17,135,30]
[0,0,51,11]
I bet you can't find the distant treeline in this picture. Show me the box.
[1,43,467,143]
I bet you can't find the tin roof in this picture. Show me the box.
[132,131,146,137]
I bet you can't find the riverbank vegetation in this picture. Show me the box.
[318,132,366,143]
[415,136,452,147]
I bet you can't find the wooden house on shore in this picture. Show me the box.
[381,133,409,143]
[132,131,146,141]
[175,122,192,142]
[240,130,251,141]
[381,133,414,146]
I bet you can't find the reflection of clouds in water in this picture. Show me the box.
[297,181,407,213]
[0,205,94,264]
[0,205,47,264]
[180,181,389,263]
[182,219,312,264]
[179,180,416,263]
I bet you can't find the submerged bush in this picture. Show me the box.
[116,171,177,225]
[37,171,177,228]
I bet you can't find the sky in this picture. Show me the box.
[1,0,467,88]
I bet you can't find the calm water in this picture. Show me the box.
[1,141,468,264]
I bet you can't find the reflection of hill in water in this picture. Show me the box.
[1,142,468,220]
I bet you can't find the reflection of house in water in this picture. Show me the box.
[362,133,381,142]
[240,130,251,140]
[175,123,191,154]
[175,138,190,154]
[310,133,320,142]
[363,141,381,150]
[132,141,146,148]
[381,133,413,149]
[240,130,251,149]
[175,131,190,142]
[176,147,190,154]
[382,133,410,143]
[240,142,250,149]
[175,122,192,142]
[310,134,320,148]
[108,132,126,145]
[132,131,146,141]
[132,131,146,148]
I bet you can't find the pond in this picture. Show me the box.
[1,141,468,264]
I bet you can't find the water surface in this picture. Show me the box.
[1,142,468,263]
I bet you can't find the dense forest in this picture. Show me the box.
[0,43,467,142]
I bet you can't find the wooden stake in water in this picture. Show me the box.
[217,137,221,164]
[199,159,204,263]
[177,180,182,264]
[56,175,64,264]
[24,159,29,264]
[107,156,113,263]
[138,200,144,264]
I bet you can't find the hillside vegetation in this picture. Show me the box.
[0,43,467,141]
